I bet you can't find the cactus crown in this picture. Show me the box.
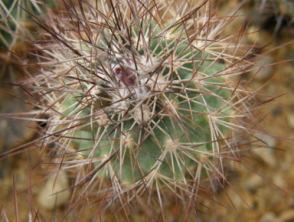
[26,0,252,207]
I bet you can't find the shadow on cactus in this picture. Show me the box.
[21,0,254,215]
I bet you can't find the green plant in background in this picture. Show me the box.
[21,0,253,216]
[0,0,38,51]
[0,0,56,82]
[246,0,294,36]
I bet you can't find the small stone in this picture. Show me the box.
[252,55,274,81]
[38,170,70,210]
[252,147,276,167]
[245,174,263,192]
[255,132,277,148]
[247,26,266,44]
[252,132,277,167]
[273,174,286,189]
[260,212,281,222]
[226,189,253,209]
[271,106,283,117]
[287,113,294,129]
[288,195,294,208]
[279,210,294,222]
[229,191,243,208]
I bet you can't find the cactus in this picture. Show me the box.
[22,0,253,215]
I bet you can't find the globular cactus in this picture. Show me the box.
[23,0,253,216]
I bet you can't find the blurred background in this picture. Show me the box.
[0,0,293,221]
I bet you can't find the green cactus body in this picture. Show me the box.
[28,0,250,206]
[57,10,227,181]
